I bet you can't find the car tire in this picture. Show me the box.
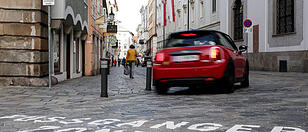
[221,64,235,93]
[240,63,249,88]
[156,84,169,94]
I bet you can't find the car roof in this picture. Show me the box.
[169,30,227,37]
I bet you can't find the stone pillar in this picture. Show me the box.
[0,0,48,86]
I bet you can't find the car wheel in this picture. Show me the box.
[221,64,235,93]
[156,84,169,94]
[240,63,249,88]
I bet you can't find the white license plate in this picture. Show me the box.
[173,55,199,62]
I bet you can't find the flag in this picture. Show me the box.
[161,0,164,26]
[171,0,175,22]
[164,0,167,26]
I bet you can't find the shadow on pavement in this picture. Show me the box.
[160,84,248,95]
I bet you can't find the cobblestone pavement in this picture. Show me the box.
[0,66,307,132]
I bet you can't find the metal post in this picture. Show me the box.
[146,57,152,91]
[163,25,165,47]
[187,0,189,30]
[101,59,108,97]
[48,6,52,89]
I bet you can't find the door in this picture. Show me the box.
[218,33,245,78]
[66,34,71,79]
[253,25,259,53]
[82,40,85,76]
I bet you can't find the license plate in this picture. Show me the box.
[173,55,199,62]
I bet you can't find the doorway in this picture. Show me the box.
[66,34,71,79]
[82,40,85,76]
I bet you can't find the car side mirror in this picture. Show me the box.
[239,45,248,53]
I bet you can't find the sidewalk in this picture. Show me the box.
[0,66,150,104]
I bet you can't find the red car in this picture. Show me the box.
[153,30,249,94]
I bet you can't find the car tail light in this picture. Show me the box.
[181,33,197,37]
[156,53,165,64]
[210,47,223,62]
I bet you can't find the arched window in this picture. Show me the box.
[277,0,294,34]
[233,0,243,41]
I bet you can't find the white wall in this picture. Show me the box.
[247,0,266,53]
[304,0,308,50]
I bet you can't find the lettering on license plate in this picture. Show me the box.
[173,55,199,62]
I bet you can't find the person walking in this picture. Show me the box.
[126,45,138,79]
[118,58,121,67]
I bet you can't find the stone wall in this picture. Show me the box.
[248,51,308,72]
[0,0,49,86]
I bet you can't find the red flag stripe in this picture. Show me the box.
[172,0,175,22]
[164,0,167,26]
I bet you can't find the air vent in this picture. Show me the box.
[279,60,287,72]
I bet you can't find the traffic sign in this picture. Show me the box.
[243,19,253,28]
[43,0,55,6]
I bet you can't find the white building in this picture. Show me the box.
[156,0,220,52]
[220,0,308,72]
[117,32,131,59]
[155,0,308,72]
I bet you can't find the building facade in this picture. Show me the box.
[156,0,220,54]
[51,0,88,82]
[220,0,308,72]
[0,0,49,86]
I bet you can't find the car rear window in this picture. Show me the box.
[165,33,217,48]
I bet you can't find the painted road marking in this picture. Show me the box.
[0,115,306,132]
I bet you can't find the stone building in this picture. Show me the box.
[84,0,107,76]
[0,0,49,86]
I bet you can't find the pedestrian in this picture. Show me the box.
[136,58,140,67]
[113,59,117,67]
[126,45,138,79]
[121,58,126,66]
[118,58,121,67]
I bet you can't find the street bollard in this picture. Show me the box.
[101,59,108,97]
[107,58,110,75]
[146,57,152,91]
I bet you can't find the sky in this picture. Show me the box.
[116,0,148,34]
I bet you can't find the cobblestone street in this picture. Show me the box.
[0,66,307,132]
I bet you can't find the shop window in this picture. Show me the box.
[233,0,243,41]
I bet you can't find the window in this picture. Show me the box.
[92,0,96,18]
[217,33,238,51]
[276,0,294,34]
[200,1,204,18]
[233,0,243,41]
[165,33,217,48]
[212,0,217,13]
[54,30,61,73]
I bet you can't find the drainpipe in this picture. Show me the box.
[187,0,189,30]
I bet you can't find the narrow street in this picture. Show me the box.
[0,67,307,132]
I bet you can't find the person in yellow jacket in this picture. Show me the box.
[126,45,138,79]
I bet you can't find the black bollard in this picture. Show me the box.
[101,59,108,97]
[107,59,110,75]
[146,57,152,91]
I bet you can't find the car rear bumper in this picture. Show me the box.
[153,77,221,87]
[153,62,227,86]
